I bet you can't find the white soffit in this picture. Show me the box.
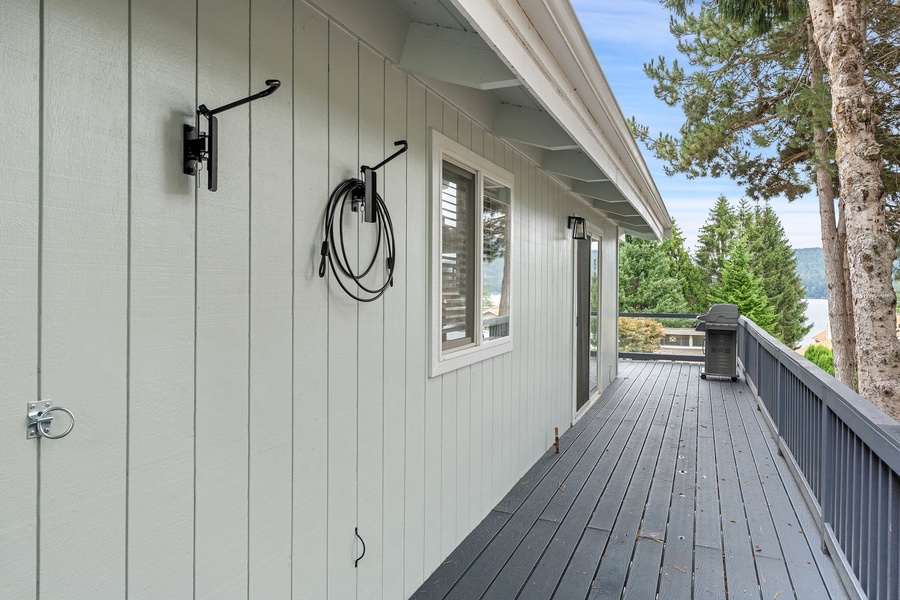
[399,22,521,90]
[447,0,672,240]
[492,104,578,150]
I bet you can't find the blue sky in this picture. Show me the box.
[571,0,824,251]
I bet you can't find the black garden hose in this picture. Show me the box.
[318,178,396,302]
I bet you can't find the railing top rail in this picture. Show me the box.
[739,316,900,474]
[619,312,699,320]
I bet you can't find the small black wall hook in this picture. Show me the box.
[356,140,408,222]
[184,79,281,192]
[354,527,366,568]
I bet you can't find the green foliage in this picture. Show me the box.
[804,344,836,377]
[692,197,809,346]
[709,240,780,337]
[630,7,821,203]
[695,196,737,287]
[620,197,810,346]
[635,0,900,214]
[619,317,665,353]
[746,204,812,347]
[619,236,689,315]
[661,222,707,313]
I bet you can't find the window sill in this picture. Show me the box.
[430,338,512,377]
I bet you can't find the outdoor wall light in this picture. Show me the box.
[567,216,586,240]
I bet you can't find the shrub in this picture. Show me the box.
[619,317,665,353]
[804,345,835,377]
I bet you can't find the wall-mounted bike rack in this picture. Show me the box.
[354,140,408,222]
[183,79,281,191]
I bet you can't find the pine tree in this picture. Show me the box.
[710,240,780,337]
[661,222,707,313]
[619,237,689,314]
[655,0,900,422]
[746,204,812,347]
[695,196,738,288]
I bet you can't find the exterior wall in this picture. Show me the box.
[0,0,622,598]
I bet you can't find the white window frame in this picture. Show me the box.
[430,129,514,377]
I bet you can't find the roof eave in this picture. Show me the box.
[448,0,672,239]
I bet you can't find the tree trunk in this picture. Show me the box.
[814,147,859,387]
[808,28,858,388]
[809,0,900,419]
[499,254,510,317]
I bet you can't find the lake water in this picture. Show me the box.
[801,298,830,347]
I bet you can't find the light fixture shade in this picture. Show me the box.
[568,215,586,240]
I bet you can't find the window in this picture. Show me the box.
[431,130,513,376]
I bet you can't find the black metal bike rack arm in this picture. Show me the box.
[198,79,281,118]
[184,79,281,192]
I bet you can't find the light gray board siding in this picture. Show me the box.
[326,21,360,600]
[357,41,387,597]
[249,0,294,596]
[292,2,329,598]
[404,75,429,597]
[40,0,130,597]
[195,0,252,597]
[127,0,196,597]
[423,88,445,575]
[0,0,624,597]
[383,63,409,600]
[0,2,39,598]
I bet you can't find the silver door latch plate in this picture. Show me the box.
[27,400,75,440]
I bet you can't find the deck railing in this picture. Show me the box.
[738,316,900,600]
[617,312,705,362]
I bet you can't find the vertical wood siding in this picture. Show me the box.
[195,0,251,597]
[0,2,39,598]
[128,0,196,597]
[0,0,623,598]
[249,0,294,597]
[40,0,130,597]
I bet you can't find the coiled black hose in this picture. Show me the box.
[318,178,396,302]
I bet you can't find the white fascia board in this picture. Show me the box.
[448,0,672,240]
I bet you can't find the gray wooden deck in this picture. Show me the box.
[410,361,850,600]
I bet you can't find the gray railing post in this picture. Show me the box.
[777,353,785,437]
[752,325,759,388]
[820,388,833,555]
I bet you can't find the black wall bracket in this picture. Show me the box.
[352,140,408,222]
[183,79,281,192]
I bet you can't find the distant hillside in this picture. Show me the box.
[794,247,827,299]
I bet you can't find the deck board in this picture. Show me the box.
[657,363,700,599]
[411,361,852,600]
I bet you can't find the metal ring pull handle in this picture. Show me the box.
[27,401,75,440]
[37,407,76,439]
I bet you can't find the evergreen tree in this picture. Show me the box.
[746,204,812,348]
[654,0,900,420]
[619,237,689,314]
[710,240,780,338]
[736,198,755,237]
[695,196,738,288]
[661,222,707,313]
